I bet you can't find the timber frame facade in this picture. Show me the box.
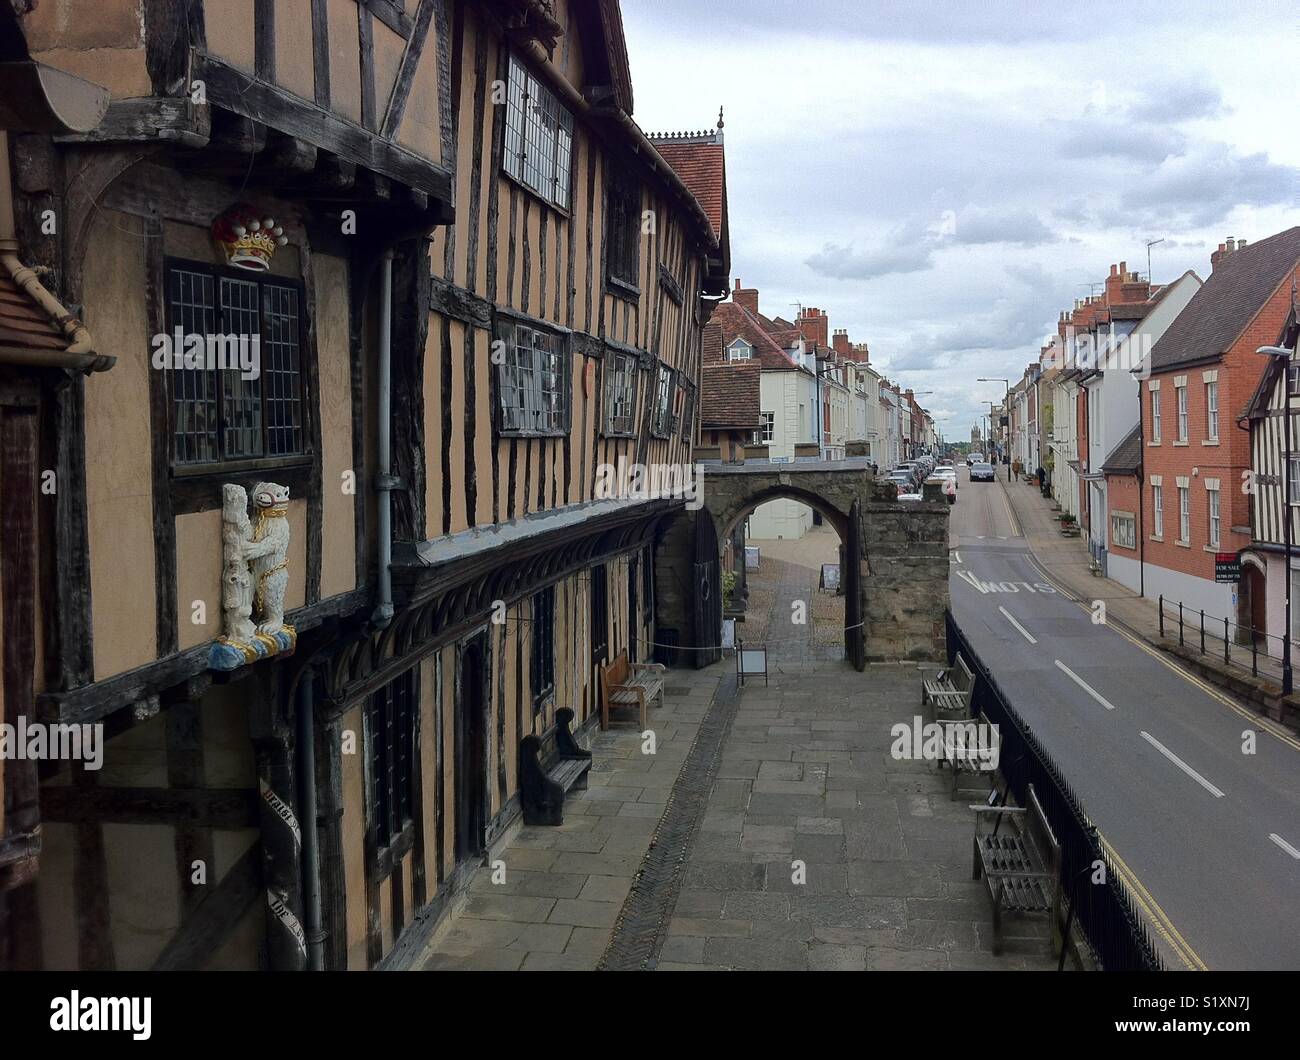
[4,0,728,970]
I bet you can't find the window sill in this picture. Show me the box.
[498,427,571,440]
[1150,534,1164,542]
[600,429,638,440]
[502,170,571,219]
[1203,544,1222,553]
[606,276,641,302]
[1147,441,1161,447]
[1173,440,1189,447]
[172,455,312,479]
[1202,439,1220,446]
[1175,539,1191,548]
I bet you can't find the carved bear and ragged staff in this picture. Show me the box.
[209,481,297,671]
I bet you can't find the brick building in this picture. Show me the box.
[1140,228,1300,624]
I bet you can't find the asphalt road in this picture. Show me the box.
[947,464,1300,970]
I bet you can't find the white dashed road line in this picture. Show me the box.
[1140,731,1226,798]
[998,606,1037,644]
[1268,833,1300,860]
[1053,660,1117,711]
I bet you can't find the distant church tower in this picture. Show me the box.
[971,424,981,446]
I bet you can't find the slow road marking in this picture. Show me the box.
[1139,731,1226,798]
[998,606,1036,644]
[1053,660,1116,710]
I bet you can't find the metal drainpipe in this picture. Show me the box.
[296,666,323,971]
[372,250,395,629]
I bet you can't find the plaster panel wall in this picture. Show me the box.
[326,0,363,124]
[340,703,367,969]
[175,509,223,649]
[274,0,318,102]
[83,211,158,680]
[314,253,357,598]
[25,0,151,97]
[396,8,446,163]
[205,0,258,74]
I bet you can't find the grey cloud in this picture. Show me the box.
[805,225,935,280]
[948,208,1057,247]
[1127,79,1226,123]
[1120,144,1299,226]
[1058,122,1187,163]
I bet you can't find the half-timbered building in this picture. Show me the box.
[3,0,727,970]
[1240,305,1300,653]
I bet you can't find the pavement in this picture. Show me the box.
[950,467,1300,970]
[417,517,1059,970]
[995,472,1286,685]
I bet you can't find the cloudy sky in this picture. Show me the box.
[622,0,1299,441]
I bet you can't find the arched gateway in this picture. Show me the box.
[654,459,951,669]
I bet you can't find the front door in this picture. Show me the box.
[454,632,489,864]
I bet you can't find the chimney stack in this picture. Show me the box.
[832,328,851,356]
[1210,237,1245,270]
[732,278,759,316]
[798,306,829,349]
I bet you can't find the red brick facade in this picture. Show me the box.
[1142,260,1299,584]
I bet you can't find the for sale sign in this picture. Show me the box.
[1214,553,1241,583]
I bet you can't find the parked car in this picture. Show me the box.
[933,467,958,490]
[970,461,995,482]
[967,452,984,466]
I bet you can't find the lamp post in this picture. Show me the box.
[979,377,1012,479]
[1259,342,1298,695]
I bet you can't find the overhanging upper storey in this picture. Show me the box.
[26,0,455,231]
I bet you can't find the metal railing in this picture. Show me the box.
[1156,595,1286,685]
[946,611,1165,971]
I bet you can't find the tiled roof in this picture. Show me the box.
[710,300,807,373]
[652,139,726,240]
[700,362,761,429]
[1149,226,1300,373]
[0,270,73,353]
[1101,424,1142,474]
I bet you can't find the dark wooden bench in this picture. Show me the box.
[599,650,665,730]
[971,783,1062,955]
[939,709,999,799]
[920,652,975,721]
[519,708,591,826]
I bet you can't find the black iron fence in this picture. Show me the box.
[1156,595,1286,686]
[946,611,1165,971]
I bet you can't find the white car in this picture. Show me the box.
[967,452,985,466]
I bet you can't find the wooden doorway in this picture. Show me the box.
[454,631,490,864]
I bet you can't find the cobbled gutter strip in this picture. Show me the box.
[597,672,741,970]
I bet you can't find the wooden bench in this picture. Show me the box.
[599,650,666,730]
[519,708,591,826]
[971,783,1062,956]
[938,709,999,799]
[920,652,975,721]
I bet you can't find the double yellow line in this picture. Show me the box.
[1100,835,1209,971]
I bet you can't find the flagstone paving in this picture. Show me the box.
[419,657,1057,971]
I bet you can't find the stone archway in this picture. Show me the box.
[691,460,951,667]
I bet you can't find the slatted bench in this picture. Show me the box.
[920,652,975,721]
[971,783,1062,956]
[939,709,1000,799]
[519,707,591,826]
[599,650,666,730]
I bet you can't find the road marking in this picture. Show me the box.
[953,550,962,564]
[1100,834,1208,971]
[1139,731,1226,798]
[1268,833,1300,859]
[997,478,1022,537]
[998,606,1037,644]
[1053,660,1116,710]
[1022,553,1300,755]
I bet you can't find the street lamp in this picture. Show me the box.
[978,377,1012,480]
[1258,342,1297,695]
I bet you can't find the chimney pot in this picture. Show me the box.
[1225,237,1235,252]
[1110,264,1118,277]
